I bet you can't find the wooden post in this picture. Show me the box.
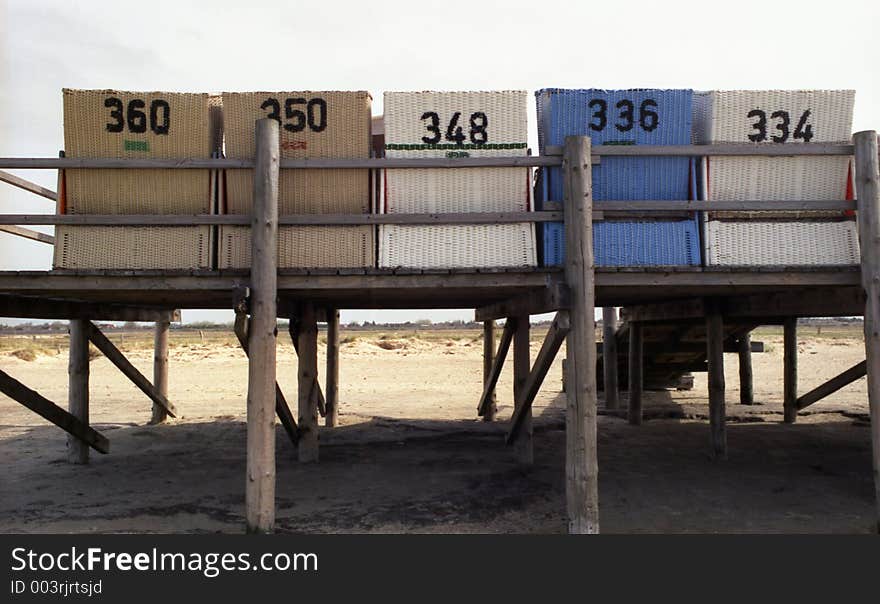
[511,315,533,464]
[150,320,170,424]
[482,320,498,421]
[783,318,798,424]
[67,319,89,464]
[738,332,754,405]
[627,322,643,425]
[563,135,598,533]
[325,308,340,428]
[854,130,880,532]
[706,305,727,459]
[297,303,320,462]
[602,307,619,410]
[245,118,279,534]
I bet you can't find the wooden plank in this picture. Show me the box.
[797,360,867,411]
[0,295,179,322]
[150,320,170,425]
[0,268,858,296]
[511,314,533,464]
[724,288,865,319]
[297,302,320,463]
[246,118,280,533]
[0,169,57,201]
[476,320,515,416]
[325,309,340,428]
[706,306,727,459]
[0,368,108,454]
[622,299,707,323]
[86,321,177,418]
[738,333,754,405]
[546,143,853,157]
[0,156,565,169]
[474,283,570,321]
[641,340,764,354]
[0,212,564,226]
[233,312,298,447]
[506,311,571,443]
[627,322,643,425]
[0,225,54,244]
[783,318,798,423]
[853,130,880,532]
[563,135,599,534]
[601,308,619,409]
[594,200,853,212]
[68,319,91,463]
[482,320,498,422]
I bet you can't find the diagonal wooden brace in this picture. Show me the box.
[0,368,109,453]
[86,321,177,418]
[477,319,516,416]
[233,311,299,446]
[797,359,867,410]
[506,311,571,444]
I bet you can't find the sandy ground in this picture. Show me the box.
[0,328,875,534]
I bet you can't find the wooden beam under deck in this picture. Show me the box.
[0,268,861,310]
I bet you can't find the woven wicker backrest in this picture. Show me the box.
[693,90,855,144]
[62,89,211,215]
[379,91,535,268]
[222,91,371,214]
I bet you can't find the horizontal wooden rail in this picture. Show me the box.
[0,199,856,226]
[596,200,854,211]
[0,156,570,169]
[0,212,563,226]
[0,143,855,171]
[545,143,854,157]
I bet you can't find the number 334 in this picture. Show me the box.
[747,109,813,143]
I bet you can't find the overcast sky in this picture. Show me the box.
[1,0,877,323]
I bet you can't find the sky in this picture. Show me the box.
[0,0,877,324]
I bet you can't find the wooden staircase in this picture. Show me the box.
[597,316,760,391]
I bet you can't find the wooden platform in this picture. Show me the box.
[0,266,860,311]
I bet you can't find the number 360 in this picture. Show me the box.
[105,97,170,135]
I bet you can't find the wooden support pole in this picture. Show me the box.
[86,322,176,418]
[68,319,90,464]
[627,322,643,425]
[738,332,754,405]
[563,135,599,533]
[511,314,533,464]
[150,320,170,424]
[289,319,326,418]
[245,118,279,534]
[476,320,515,417]
[297,303,320,463]
[325,308,340,428]
[506,311,571,443]
[482,320,498,422]
[854,130,880,532]
[783,318,798,423]
[706,305,727,459]
[797,360,866,411]
[0,369,108,454]
[233,311,298,447]
[602,307,619,410]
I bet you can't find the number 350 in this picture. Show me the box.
[105,97,170,135]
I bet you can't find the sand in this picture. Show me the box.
[0,327,875,533]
